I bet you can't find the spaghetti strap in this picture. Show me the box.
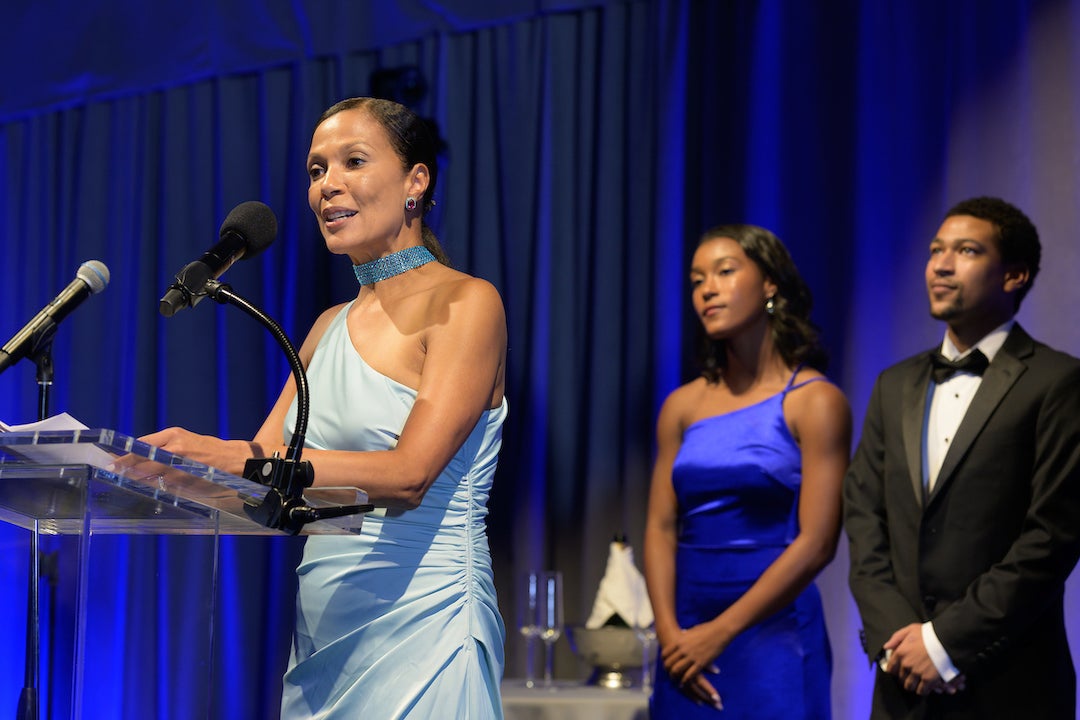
[783,364,827,394]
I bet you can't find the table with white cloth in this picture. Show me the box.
[501,680,649,720]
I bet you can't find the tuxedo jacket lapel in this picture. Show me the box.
[926,326,1034,506]
[901,356,933,503]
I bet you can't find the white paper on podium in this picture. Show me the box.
[1,412,88,433]
[0,412,118,468]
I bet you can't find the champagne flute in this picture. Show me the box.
[517,573,542,688]
[633,620,658,694]
[537,571,563,689]
[630,582,657,694]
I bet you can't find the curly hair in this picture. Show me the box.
[316,97,450,266]
[695,224,828,383]
[944,196,1039,308]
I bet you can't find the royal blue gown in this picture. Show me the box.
[651,372,832,719]
[278,303,507,719]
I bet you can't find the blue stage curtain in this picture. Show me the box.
[3,1,1080,718]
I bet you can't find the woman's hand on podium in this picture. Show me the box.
[139,427,257,476]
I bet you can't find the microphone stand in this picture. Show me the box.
[203,280,372,534]
[34,346,52,424]
[17,343,59,720]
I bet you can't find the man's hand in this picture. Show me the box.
[932,674,966,695]
[883,624,942,695]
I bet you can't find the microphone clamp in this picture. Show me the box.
[240,453,374,535]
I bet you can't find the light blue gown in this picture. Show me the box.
[279,303,507,719]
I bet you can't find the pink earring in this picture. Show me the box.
[405,197,418,211]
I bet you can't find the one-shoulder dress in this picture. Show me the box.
[279,303,507,719]
[650,371,832,719]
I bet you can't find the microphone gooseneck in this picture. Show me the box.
[204,283,310,466]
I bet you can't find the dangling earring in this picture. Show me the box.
[765,296,776,315]
[405,197,418,211]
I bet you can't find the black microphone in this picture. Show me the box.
[0,260,110,375]
[159,201,277,317]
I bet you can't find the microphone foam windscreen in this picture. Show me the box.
[220,201,278,259]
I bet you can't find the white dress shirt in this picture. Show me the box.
[921,320,1013,682]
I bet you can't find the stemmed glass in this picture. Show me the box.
[633,620,658,694]
[537,571,564,688]
[517,573,542,688]
[630,585,657,694]
[519,570,563,689]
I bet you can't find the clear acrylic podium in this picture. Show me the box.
[0,429,367,719]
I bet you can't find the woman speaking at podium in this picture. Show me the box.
[143,97,508,719]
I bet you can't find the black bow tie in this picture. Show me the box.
[930,349,989,383]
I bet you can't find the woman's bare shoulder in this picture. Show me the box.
[298,301,350,357]
[658,376,711,426]
[785,370,851,434]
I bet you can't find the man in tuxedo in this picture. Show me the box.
[844,196,1080,718]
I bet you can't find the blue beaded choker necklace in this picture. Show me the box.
[353,246,436,286]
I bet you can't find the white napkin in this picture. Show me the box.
[585,540,654,628]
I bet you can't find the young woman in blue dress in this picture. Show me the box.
[644,224,851,719]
